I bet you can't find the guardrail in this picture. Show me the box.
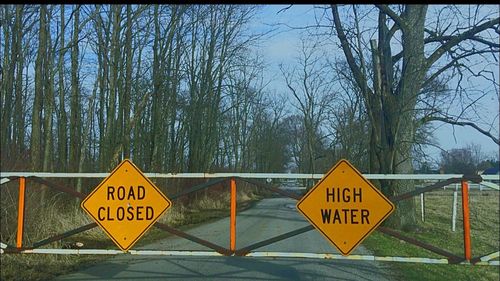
[0,172,498,266]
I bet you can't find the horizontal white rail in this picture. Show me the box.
[479,181,500,191]
[1,248,497,265]
[1,172,498,181]
[247,251,499,265]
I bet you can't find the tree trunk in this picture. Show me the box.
[1,6,13,158]
[13,6,25,157]
[57,5,67,171]
[371,6,428,230]
[331,5,430,230]
[150,5,162,171]
[106,5,122,169]
[123,5,133,160]
[31,5,47,171]
[94,5,109,170]
[42,8,54,172]
[69,5,81,176]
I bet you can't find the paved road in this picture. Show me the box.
[55,197,397,281]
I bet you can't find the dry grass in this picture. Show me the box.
[0,180,111,281]
[0,177,265,281]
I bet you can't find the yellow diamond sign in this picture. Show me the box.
[296,159,394,256]
[81,159,172,251]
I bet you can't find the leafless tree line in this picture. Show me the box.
[1,4,498,229]
[276,4,498,229]
[0,5,292,177]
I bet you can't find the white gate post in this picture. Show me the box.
[420,193,425,222]
[452,190,458,232]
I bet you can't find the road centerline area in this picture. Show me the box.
[55,198,396,281]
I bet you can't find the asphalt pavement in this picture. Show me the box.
[55,197,397,281]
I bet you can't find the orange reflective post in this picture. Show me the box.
[230,178,237,253]
[461,180,471,261]
[16,177,26,248]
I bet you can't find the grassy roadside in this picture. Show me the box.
[0,179,269,281]
[362,189,499,281]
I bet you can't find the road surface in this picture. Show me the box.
[55,197,397,281]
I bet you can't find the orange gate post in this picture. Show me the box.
[461,179,471,261]
[16,177,26,248]
[230,178,237,253]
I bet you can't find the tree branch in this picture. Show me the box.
[375,5,408,31]
[469,36,500,48]
[277,5,293,15]
[424,33,500,48]
[387,21,400,39]
[425,116,499,145]
[423,49,496,89]
[426,17,500,68]
[392,50,403,64]
[330,5,372,97]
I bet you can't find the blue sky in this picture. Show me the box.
[254,4,499,162]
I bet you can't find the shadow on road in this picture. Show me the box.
[58,256,397,281]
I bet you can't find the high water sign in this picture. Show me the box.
[296,159,394,255]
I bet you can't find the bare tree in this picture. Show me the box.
[328,4,499,229]
[280,38,335,174]
[185,5,260,172]
[327,60,370,171]
[440,143,489,174]
[223,54,266,171]
[56,5,67,171]
[1,6,14,158]
[69,5,81,173]
[0,4,286,180]
[1,5,34,166]
[30,5,48,171]
[42,6,56,172]
[12,6,29,160]
[249,94,290,172]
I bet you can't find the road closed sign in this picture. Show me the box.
[296,159,394,256]
[81,159,172,251]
